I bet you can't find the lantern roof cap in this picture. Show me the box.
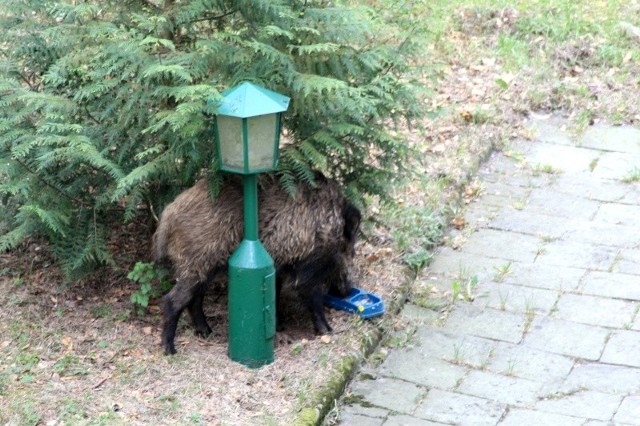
[217,82,290,118]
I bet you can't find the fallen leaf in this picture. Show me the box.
[451,216,466,230]
[366,253,380,263]
[61,336,73,353]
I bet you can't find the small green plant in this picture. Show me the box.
[290,343,305,356]
[451,274,479,303]
[384,324,418,349]
[390,204,444,272]
[498,291,509,310]
[54,354,88,377]
[451,343,464,365]
[188,413,204,424]
[523,307,536,333]
[12,275,24,288]
[532,163,561,175]
[493,261,512,282]
[90,304,112,319]
[623,167,640,183]
[127,262,172,315]
[512,199,527,210]
[540,234,558,243]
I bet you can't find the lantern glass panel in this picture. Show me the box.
[247,114,278,171]
[217,115,244,170]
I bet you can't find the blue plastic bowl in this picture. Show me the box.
[323,288,385,319]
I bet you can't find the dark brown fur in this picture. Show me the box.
[153,174,361,354]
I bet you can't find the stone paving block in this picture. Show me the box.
[524,188,601,220]
[553,294,637,328]
[473,282,559,314]
[566,219,640,248]
[412,328,497,368]
[418,271,458,295]
[348,377,425,414]
[379,347,467,390]
[340,404,388,419]
[613,249,640,276]
[620,186,640,205]
[580,270,640,300]
[525,114,574,146]
[601,330,640,368]
[477,152,526,181]
[383,415,447,426]
[502,262,584,291]
[488,209,574,239]
[444,304,527,344]
[614,395,640,425]
[535,390,622,421]
[524,317,609,360]
[339,412,385,426]
[458,228,541,263]
[399,304,441,325]
[463,202,502,227]
[591,152,640,180]
[498,408,584,426]
[523,142,600,174]
[482,180,532,203]
[497,171,554,189]
[550,174,630,203]
[563,363,640,394]
[456,370,542,406]
[428,247,512,281]
[414,389,506,426]
[486,342,575,381]
[534,240,619,271]
[594,202,640,225]
[579,124,640,154]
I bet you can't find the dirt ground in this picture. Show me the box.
[0,222,411,425]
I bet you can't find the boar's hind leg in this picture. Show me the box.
[187,281,212,338]
[161,277,210,355]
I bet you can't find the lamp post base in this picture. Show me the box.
[228,239,276,368]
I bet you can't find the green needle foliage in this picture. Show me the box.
[0,0,422,278]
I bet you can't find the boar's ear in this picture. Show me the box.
[343,202,362,243]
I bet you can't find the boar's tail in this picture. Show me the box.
[152,217,171,263]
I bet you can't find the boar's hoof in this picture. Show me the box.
[163,341,177,355]
[194,324,212,338]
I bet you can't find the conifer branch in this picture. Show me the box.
[84,107,101,125]
[189,9,237,24]
[0,0,419,278]
[12,156,87,207]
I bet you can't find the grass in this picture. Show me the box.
[532,163,562,175]
[451,274,479,303]
[623,167,640,183]
[493,262,512,283]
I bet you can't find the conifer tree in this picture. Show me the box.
[0,0,421,277]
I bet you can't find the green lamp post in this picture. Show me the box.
[213,82,290,367]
